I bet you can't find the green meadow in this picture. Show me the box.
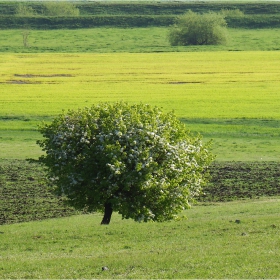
[1,4,280,278]
[1,197,280,279]
[1,28,280,53]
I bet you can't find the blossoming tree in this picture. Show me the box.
[37,102,214,224]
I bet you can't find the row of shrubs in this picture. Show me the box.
[1,14,280,29]
[1,2,280,16]
[77,2,280,16]
[0,15,174,29]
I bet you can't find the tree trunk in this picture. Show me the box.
[101,202,113,225]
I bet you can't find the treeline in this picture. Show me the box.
[1,1,280,29]
[77,2,280,16]
[2,2,280,16]
[2,14,280,29]
[0,15,175,29]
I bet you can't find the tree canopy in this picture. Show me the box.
[37,102,214,224]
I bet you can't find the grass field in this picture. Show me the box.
[1,197,279,279]
[1,28,280,53]
[1,7,280,279]
[1,51,280,161]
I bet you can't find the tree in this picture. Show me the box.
[16,3,36,17]
[220,8,244,18]
[37,102,214,224]
[22,30,30,48]
[43,2,80,17]
[169,10,228,46]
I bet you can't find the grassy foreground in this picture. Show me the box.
[0,197,279,279]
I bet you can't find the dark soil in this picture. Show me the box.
[201,161,280,202]
[0,160,77,225]
[1,160,279,225]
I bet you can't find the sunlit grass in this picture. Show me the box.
[0,131,42,159]
[1,28,280,53]
[1,197,279,279]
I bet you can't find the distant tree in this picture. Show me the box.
[37,102,214,224]
[220,8,244,18]
[169,10,228,46]
[16,3,36,16]
[22,30,30,48]
[43,2,80,17]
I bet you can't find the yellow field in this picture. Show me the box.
[1,51,280,129]
[1,51,280,160]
